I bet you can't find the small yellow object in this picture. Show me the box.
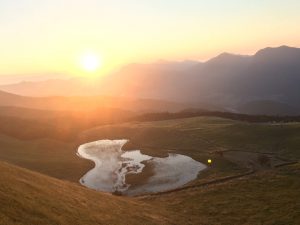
[208,159,212,164]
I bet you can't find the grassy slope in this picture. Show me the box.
[82,117,300,178]
[1,116,300,183]
[0,161,169,225]
[83,116,300,158]
[143,163,300,225]
[0,135,90,182]
[0,160,299,225]
[0,116,300,224]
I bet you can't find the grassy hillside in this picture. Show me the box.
[0,159,299,225]
[0,105,134,141]
[0,115,299,224]
[0,161,169,225]
[82,117,300,177]
[1,116,300,183]
[142,163,300,225]
[0,134,90,182]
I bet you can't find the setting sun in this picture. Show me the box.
[80,53,102,72]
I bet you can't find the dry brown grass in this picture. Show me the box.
[1,116,300,224]
[1,160,299,225]
[142,163,300,225]
[0,161,169,225]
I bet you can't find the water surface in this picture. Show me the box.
[77,140,206,195]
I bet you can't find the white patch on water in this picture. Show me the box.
[77,140,206,195]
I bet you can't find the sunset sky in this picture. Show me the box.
[0,0,300,78]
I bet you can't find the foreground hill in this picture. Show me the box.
[142,163,300,225]
[0,161,168,225]
[1,158,299,225]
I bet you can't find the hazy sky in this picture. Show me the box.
[0,0,300,76]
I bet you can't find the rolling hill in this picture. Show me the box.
[1,153,299,225]
[0,90,190,113]
[0,161,168,225]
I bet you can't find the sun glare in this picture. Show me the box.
[80,53,102,72]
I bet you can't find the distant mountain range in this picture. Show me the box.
[1,46,300,115]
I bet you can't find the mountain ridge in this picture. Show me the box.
[1,46,300,115]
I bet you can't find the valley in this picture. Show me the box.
[0,110,299,224]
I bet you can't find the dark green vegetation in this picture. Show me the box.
[135,110,300,123]
[0,109,299,224]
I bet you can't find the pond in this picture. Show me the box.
[77,140,206,196]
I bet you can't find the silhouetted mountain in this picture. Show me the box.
[1,46,300,115]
